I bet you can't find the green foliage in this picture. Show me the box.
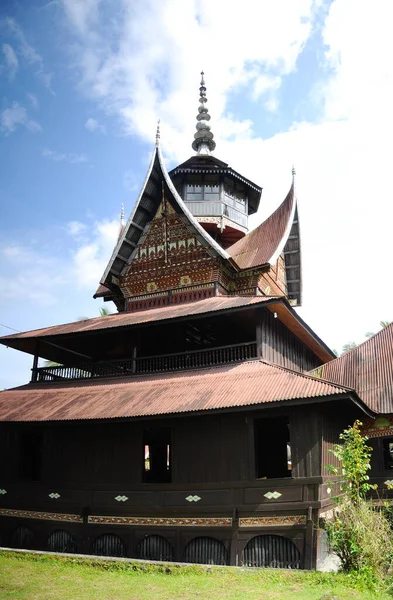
[324,421,393,583]
[324,500,393,579]
[341,342,358,354]
[326,420,377,502]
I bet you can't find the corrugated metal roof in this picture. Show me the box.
[227,182,295,269]
[310,323,393,414]
[0,360,351,423]
[0,296,280,343]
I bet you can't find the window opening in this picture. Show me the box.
[143,428,171,483]
[383,438,393,470]
[19,430,43,481]
[255,417,291,479]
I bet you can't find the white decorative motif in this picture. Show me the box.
[186,495,201,502]
[115,495,129,502]
[0,489,7,495]
[327,487,332,495]
[48,493,60,499]
[264,491,282,500]
[384,480,393,487]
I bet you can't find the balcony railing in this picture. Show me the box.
[34,342,258,383]
[184,201,248,228]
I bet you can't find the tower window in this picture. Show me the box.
[186,184,203,201]
[255,417,292,479]
[143,428,171,483]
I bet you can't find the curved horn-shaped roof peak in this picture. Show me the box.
[227,179,296,270]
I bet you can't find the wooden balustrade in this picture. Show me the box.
[34,342,258,383]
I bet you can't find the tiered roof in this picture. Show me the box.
[0,296,334,364]
[0,360,358,423]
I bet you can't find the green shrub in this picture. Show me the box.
[324,499,393,578]
[324,420,393,581]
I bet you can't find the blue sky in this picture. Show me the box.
[1,0,393,388]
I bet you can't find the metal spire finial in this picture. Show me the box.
[292,165,296,178]
[192,71,216,155]
[155,119,160,145]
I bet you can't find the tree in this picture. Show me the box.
[341,321,391,354]
[326,420,376,503]
[341,342,358,354]
[366,321,391,339]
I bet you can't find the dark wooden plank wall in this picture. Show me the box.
[290,407,322,478]
[257,309,322,373]
[320,403,362,477]
[0,406,331,487]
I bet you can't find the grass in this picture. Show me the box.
[0,550,392,600]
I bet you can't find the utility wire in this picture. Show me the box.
[0,323,21,333]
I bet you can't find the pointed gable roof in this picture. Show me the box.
[99,143,230,294]
[226,178,302,305]
[227,180,295,269]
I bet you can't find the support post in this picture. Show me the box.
[256,316,263,358]
[31,342,40,382]
[304,506,317,569]
[229,507,239,566]
[132,346,137,374]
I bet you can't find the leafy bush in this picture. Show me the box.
[324,499,392,578]
[324,421,393,581]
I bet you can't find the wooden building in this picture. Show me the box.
[0,75,391,570]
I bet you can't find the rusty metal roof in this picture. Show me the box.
[310,324,393,414]
[0,360,352,423]
[0,296,279,343]
[227,181,295,269]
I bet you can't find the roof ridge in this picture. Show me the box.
[259,359,354,392]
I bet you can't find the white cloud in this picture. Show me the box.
[0,216,119,306]
[61,0,318,158]
[0,102,42,134]
[0,17,54,92]
[85,117,106,133]
[2,43,18,79]
[67,220,87,236]
[72,219,119,289]
[252,74,282,102]
[62,0,99,35]
[27,92,39,110]
[42,147,88,163]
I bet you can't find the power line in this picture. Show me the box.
[0,323,21,333]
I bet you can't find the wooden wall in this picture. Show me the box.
[257,309,322,373]
[320,402,362,477]
[0,404,342,488]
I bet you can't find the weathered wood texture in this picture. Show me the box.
[0,405,337,489]
[257,309,321,373]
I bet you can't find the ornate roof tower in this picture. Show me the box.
[95,73,302,311]
[192,72,216,155]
